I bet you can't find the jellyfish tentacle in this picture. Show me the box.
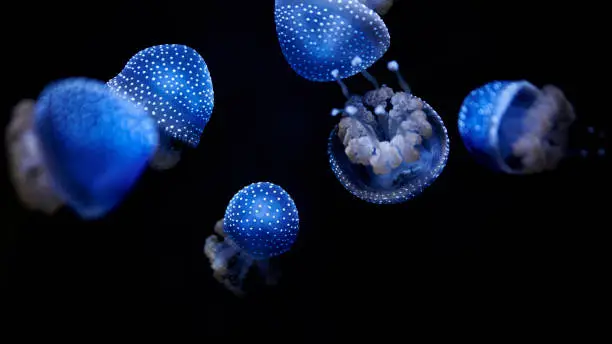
[332,69,351,99]
[352,56,380,89]
[387,61,411,94]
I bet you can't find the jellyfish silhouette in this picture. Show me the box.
[458,81,580,174]
[275,0,390,82]
[328,60,449,204]
[5,78,159,219]
[107,44,214,170]
[204,182,300,296]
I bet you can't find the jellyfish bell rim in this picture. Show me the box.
[328,96,450,204]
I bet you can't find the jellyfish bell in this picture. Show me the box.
[458,80,577,174]
[107,44,214,170]
[274,0,390,82]
[6,78,159,219]
[328,60,449,204]
[204,182,300,296]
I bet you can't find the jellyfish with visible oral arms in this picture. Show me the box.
[5,78,159,219]
[457,80,591,174]
[328,59,449,204]
[204,182,300,296]
[107,44,214,170]
[274,0,390,82]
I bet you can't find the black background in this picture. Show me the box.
[1,0,609,341]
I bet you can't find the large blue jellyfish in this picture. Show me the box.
[275,0,390,81]
[107,44,214,170]
[328,60,450,204]
[204,182,300,296]
[458,81,577,174]
[5,78,159,219]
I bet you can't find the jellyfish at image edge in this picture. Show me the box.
[457,80,594,174]
[107,44,214,170]
[359,0,397,15]
[204,182,300,296]
[328,58,450,204]
[275,0,390,82]
[5,78,159,219]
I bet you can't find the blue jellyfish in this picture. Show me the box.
[107,44,214,170]
[5,78,159,219]
[275,0,390,82]
[458,81,578,174]
[204,182,300,296]
[328,60,450,204]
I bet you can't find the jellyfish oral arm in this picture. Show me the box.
[337,87,433,189]
[6,99,64,214]
[204,218,277,296]
[509,85,576,173]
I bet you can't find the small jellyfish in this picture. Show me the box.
[5,78,159,219]
[458,81,578,174]
[359,0,397,15]
[107,44,214,170]
[204,182,300,296]
[328,60,450,204]
[274,0,391,81]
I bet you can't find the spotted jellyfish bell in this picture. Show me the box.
[457,80,590,174]
[107,44,214,170]
[328,60,450,204]
[274,0,391,82]
[204,182,300,296]
[359,0,397,15]
[5,78,159,219]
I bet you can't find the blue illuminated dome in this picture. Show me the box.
[458,80,576,174]
[275,0,390,82]
[223,182,300,259]
[107,44,214,147]
[34,78,159,219]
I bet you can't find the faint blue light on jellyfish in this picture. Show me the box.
[358,0,396,15]
[107,44,214,170]
[328,60,449,204]
[204,182,300,296]
[5,78,159,219]
[274,0,390,82]
[458,81,578,174]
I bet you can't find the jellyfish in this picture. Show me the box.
[274,0,391,82]
[107,44,214,170]
[5,78,159,219]
[204,182,300,296]
[359,0,397,15]
[328,59,450,204]
[458,81,582,174]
